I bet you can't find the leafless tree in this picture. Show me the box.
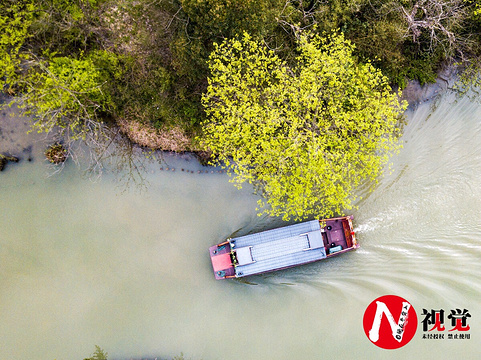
[38,118,151,190]
[399,0,468,57]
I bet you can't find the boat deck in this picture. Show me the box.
[231,220,327,277]
[209,216,358,279]
[321,218,350,255]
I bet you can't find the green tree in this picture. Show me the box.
[7,50,123,173]
[201,32,406,221]
[83,345,108,360]
[0,0,34,91]
[17,51,120,145]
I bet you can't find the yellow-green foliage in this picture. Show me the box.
[22,51,118,140]
[0,1,34,88]
[202,32,407,221]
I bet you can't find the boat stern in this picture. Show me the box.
[346,215,360,249]
[209,241,235,280]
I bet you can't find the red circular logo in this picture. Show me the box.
[363,295,417,349]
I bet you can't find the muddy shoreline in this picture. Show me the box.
[1,70,458,173]
[399,66,457,108]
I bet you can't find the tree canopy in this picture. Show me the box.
[0,0,34,90]
[20,51,120,140]
[201,32,407,220]
[2,0,481,180]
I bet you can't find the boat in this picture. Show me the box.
[209,215,359,280]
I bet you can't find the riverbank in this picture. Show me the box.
[399,65,458,108]
[0,64,462,174]
[0,98,37,168]
[0,95,212,174]
[111,64,463,159]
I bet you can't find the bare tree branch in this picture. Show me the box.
[399,0,467,56]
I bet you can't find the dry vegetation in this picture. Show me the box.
[117,117,192,152]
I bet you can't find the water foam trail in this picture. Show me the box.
[238,89,481,307]
[322,89,481,298]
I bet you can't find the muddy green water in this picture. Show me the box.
[1,89,480,360]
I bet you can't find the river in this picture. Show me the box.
[1,88,480,360]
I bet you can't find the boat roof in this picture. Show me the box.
[230,220,327,277]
